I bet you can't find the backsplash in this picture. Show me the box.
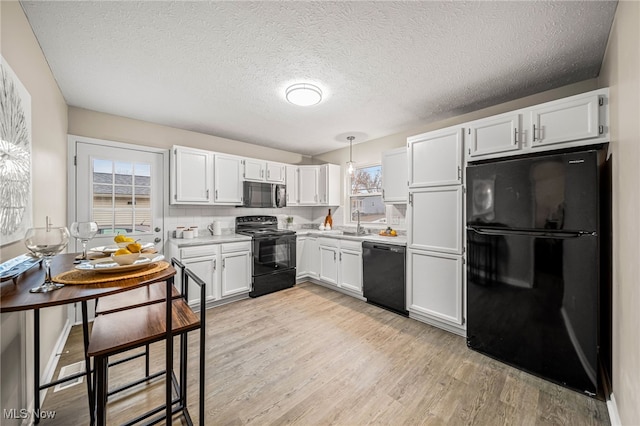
[165,203,407,238]
[165,205,315,238]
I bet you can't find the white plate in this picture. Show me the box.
[89,242,155,254]
[76,254,164,274]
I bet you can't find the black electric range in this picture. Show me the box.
[236,216,296,297]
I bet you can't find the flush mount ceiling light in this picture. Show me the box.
[285,83,322,106]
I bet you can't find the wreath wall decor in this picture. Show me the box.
[0,57,32,246]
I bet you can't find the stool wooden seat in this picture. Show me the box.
[95,281,180,315]
[88,299,199,357]
[88,259,205,426]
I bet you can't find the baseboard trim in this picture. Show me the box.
[607,393,621,426]
[39,319,72,406]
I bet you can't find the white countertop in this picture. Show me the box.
[168,234,252,248]
[296,230,407,246]
[170,230,407,247]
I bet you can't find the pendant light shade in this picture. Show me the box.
[346,136,355,175]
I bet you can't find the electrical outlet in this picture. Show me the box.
[392,217,399,225]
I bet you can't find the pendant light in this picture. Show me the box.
[346,136,355,175]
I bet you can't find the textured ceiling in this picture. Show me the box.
[21,1,617,156]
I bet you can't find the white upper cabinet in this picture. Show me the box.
[467,113,523,158]
[285,165,299,206]
[407,186,463,255]
[243,158,285,183]
[213,154,243,205]
[381,147,408,203]
[408,126,463,188]
[465,88,609,161]
[318,164,341,205]
[243,158,265,181]
[530,92,602,148]
[266,162,286,183]
[171,146,212,204]
[298,166,319,205]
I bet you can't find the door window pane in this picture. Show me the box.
[91,158,153,235]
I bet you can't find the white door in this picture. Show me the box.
[381,147,408,203]
[75,141,165,252]
[221,251,251,297]
[183,255,217,307]
[408,186,463,255]
[408,127,463,188]
[467,113,522,158]
[243,158,265,181]
[530,93,601,148]
[214,155,243,204]
[285,166,299,206]
[339,249,362,293]
[319,245,338,285]
[408,249,463,325]
[266,162,285,183]
[171,146,211,204]
[298,166,319,205]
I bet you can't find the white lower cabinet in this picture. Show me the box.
[220,242,251,297]
[407,249,464,329]
[306,237,319,278]
[172,240,251,308]
[298,236,362,296]
[319,243,339,286]
[182,253,218,307]
[338,244,362,294]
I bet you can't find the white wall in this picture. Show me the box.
[68,107,313,165]
[597,1,640,424]
[1,1,69,421]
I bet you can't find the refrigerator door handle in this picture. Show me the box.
[468,227,595,239]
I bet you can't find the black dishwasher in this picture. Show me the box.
[362,241,407,316]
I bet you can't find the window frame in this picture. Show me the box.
[347,162,386,225]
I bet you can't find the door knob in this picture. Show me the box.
[154,237,161,243]
[155,227,161,232]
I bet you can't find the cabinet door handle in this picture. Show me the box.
[513,128,518,145]
[213,259,217,270]
[267,170,270,179]
[261,169,264,178]
[533,124,538,142]
[382,189,385,200]
[215,189,218,200]
[457,166,461,180]
[206,189,210,199]
[339,253,342,262]
[222,258,225,268]
[334,252,336,262]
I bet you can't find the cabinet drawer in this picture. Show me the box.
[318,237,339,248]
[340,240,362,252]
[181,245,218,259]
[221,242,251,253]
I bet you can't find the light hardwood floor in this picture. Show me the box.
[41,282,609,425]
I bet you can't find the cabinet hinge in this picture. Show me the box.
[598,96,604,106]
[73,155,77,166]
[174,148,177,155]
[599,125,604,135]
[468,148,471,156]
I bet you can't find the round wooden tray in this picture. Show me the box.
[53,261,170,285]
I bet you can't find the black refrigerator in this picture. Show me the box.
[466,146,611,399]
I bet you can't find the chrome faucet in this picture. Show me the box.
[355,210,365,235]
